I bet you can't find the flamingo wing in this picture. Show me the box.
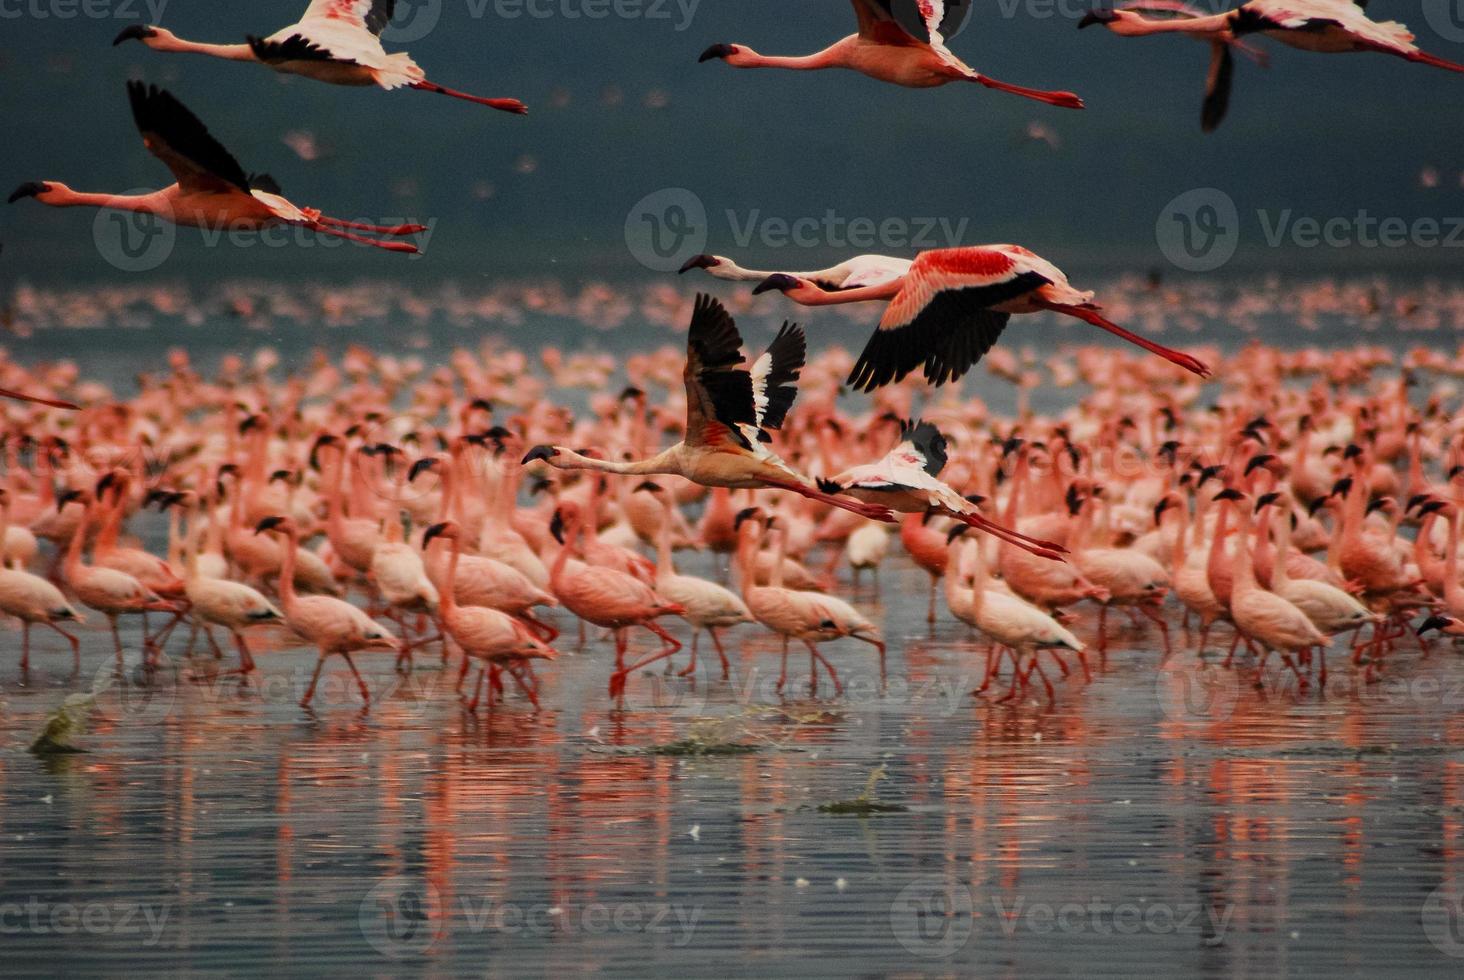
[848,247,1048,392]
[850,0,918,44]
[1202,41,1235,132]
[683,294,755,450]
[127,82,251,195]
[300,0,396,36]
[893,419,949,477]
[749,321,805,433]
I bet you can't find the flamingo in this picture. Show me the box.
[1077,0,1464,75]
[421,522,556,711]
[752,245,1210,392]
[678,253,911,291]
[0,489,83,670]
[1077,0,1270,132]
[699,0,1085,108]
[114,0,527,113]
[547,501,683,698]
[254,516,398,708]
[636,482,753,680]
[522,294,895,523]
[9,82,424,253]
[821,418,1065,559]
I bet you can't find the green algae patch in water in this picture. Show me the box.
[29,693,96,755]
[815,765,908,816]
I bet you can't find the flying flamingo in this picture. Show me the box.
[522,294,896,523]
[1078,0,1464,75]
[699,0,1085,108]
[679,253,912,292]
[9,82,424,254]
[1078,1,1270,132]
[254,516,399,709]
[752,245,1210,392]
[114,0,527,113]
[821,418,1066,559]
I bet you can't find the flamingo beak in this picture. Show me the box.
[421,522,450,548]
[698,43,736,63]
[113,25,156,45]
[8,182,46,204]
[1078,10,1115,29]
[678,254,718,274]
[752,273,800,296]
[522,445,558,465]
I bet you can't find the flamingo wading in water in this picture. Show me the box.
[114,0,527,113]
[9,82,426,253]
[699,0,1084,108]
[754,244,1211,392]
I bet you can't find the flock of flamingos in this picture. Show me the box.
[2,0,1463,710]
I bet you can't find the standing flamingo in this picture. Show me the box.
[9,82,424,253]
[522,294,895,523]
[0,489,82,670]
[254,516,398,709]
[699,0,1085,108]
[115,0,527,112]
[752,245,1210,391]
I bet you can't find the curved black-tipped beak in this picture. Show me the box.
[1213,488,1244,503]
[254,516,285,535]
[1244,453,1277,476]
[1078,10,1115,29]
[698,43,736,63]
[734,506,762,531]
[633,480,663,494]
[56,490,83,511]
[522,445,558,465]
[8,182,46,205]
[408,457,438,482]
[946,524,970,544]
[113,24,156,46]
[678,254,718,274]
[421,521,450,549]
[752,273,799,296]
[1419,615,1453,637]
[549,509,566,545]
[1254,491,1281,513]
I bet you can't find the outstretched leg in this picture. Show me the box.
[307,222,419,253]
[408,80,528,114]
[316,214,427,236]
[969,72,1085,110]
[1038,301,1210,378]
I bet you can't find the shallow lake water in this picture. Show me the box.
[2,278,1464,975]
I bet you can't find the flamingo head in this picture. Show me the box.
[421,521,460,549]
[522,444,561,466]
[254,515,292,536]
[678,254,721,274]
[633,481,664,496]
[1077,8,1120,30]
[1419,615,1464,638]
[8,182,57,204]
[112,25,161,46]
[751,273,803,296]
[698,43,741,63]
[549,503,582,544]
[733,506,765,532]
[1253,491,1282,514]
[408,456,441,482]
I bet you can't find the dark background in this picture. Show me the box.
[3,0,1464,281]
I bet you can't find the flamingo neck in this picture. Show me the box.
[154,35,257,61]
[440,538,461,617]
[276,529,299,609]
[784,278,903,307]
[553,448,674,477]
[45,190,164,212]
[1446,512,1462,604]
[1110,14,1231,37]
[1229,504,1258,592]
[654,499,676,578]
[739,46,844,71]
[706,261,774,283]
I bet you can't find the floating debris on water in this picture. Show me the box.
[29,692,96,755]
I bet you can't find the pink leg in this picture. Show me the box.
[408,80,528,114]
[49,624,79,671]
[20,622,30,671]
[301,652,327,707]
[709,628,731,680]
[970,73,1085,110]
[340,653,371,707]
[1041,301,1210,377]
[678,631,700,678]
[308,222,418,253]
[315,214,427,236]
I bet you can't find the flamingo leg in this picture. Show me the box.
[307,222,419,253]
[301,652,327,707]
[1038,301,1210,378]
[777,637,789,693]
[805,640,843,696]
[709,627,731,680]
[407,80,528,114]
[20,622,30,671]
[340,653,371,707]
[969,72,1085,110]
[678,631,700,678]
[315,214,427,236]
